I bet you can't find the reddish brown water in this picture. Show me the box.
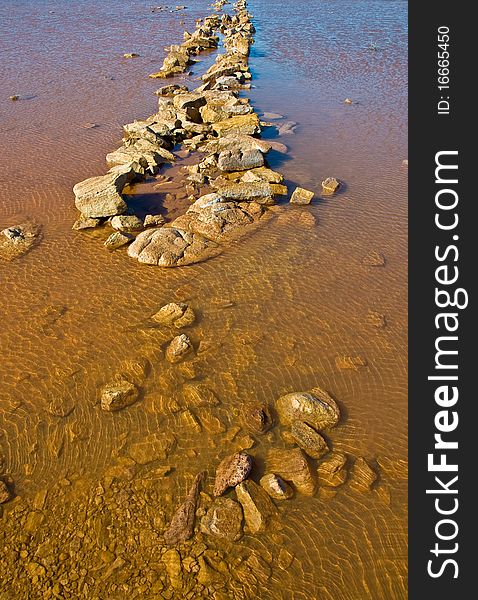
[0,1,407,598]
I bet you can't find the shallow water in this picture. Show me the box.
[0,1,407,598]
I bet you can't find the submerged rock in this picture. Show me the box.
[349,457,378,492]
[321,177,340,195]
[260,473,293,500]
[236,480,277,534]
[163,472,204,545]
[213,452,252,496]
[335,355,367,370]
[276,387,340,431]
[0,221,41,260]
[0,479,12,504]
[166,334,193,363]
[104,231,134,250]
[100,379,139,411]
[267,448,316,496]
[153,302,196,328]
[362,250,386,267]
[73,171,132,218]
[289,420,329,459]
[201,498,243,541]
[317,451,348,487]
[290,187,314,205]
[241,401,273,435]
[72,215,102,230]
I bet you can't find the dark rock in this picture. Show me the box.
[213,452,252,496]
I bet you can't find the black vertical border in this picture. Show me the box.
[409,2,472,598]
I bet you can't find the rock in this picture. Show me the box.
[362,250,386,266]
[277,121,297,135]
[212,113,261,137]
[240,167,283,183]
[344,98,353,104]
[72,215,102,230]
[235,480,277,534]
[100,379,139,411]
[204,134,271,155]
[9,95,20,101]
[240,401,273,434]
[46,396,76,418]
[349,457,378,492]
[277,210,316,228]
[173,92,207,111]
[290,187,314,205]
[218,149,264,171]
[268,140,288,154]
[276,387,340,430]
[110,215,144,232]
[104,231,134,250]
[201,498,243,541]
[321,177,340,195]
[335,355,367,370]
[262,112,283,120]
[73,171,132,218]
[163,472,204,544]
[213,452,252,496]
[144,214,165,227]
[259,473,293,500]
[266,448,316,496]
[182,383,220,407]
[152,302,196,328]
[162,549,183,590]
[127,432,176,463]
[367,311,386,328]
[216,182,273,204]
[166,334,193,363]
[0,480,12,504]
[123,52,140,58]
[0,221,41,260]
[128,227,219,266]
[155,84,189,96]
[402,159,408,167]
[289,421,329,459]
[317,452,348,487]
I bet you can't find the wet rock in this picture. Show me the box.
[128,227,220,266]
[235,480,277,534]
[216,181,273,204]
[162,549,183,590]
[277,120,297,135]
[100,379,139,411]
[155,84,189,96]
[344,98,353,104]
[166,334,193,363]
[127,431,176,463]
[213,451,252,496]
[212,113,261,136]
[367,310,386,328]
[240,166,283,183]
[317,451,348,487]
[0,221,41,260]
[163,472,204,544]
[72,215,102,230]
[110,215,144,232]
[217,149,264,171]
[276,387,340,430]
[267,448,316,496]
[9,95,19,101]
[290,186,314,205]
[201,498,243,541]
[144,214,165,227]
[240,401,273,434]
[73,171,132,218]
[0,479,12,504]
[289,420,329,459]
[335,355,367,370]
[183,383,220,407]
[152,302,196,328]
[104,231,134,250]
[268,140,288,154]
[123,52,140,58]
[321,177,340,195]
[262,112,283,120]
[260,473,293,500]
[46,396,76,418]
[271,183,288,196]
[362,250,386,266]
[349,457,378,492]
[277,210,316,228]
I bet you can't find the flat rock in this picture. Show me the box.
[104,231,134,250]
[317,451,348,487]
[166,334,193,363]
[72,215,102,230]
[268,140,288,154]
[201,498,243,541]
[204,134,271,155]
[212,114,261,137]
[216,182,273,204]
[127,227,220,267]
[155,84,189,96]
[276,387,340,431]
[260,473,293,500]
[266,448,316,496]
[152,302,196,328]
[127,431,176,464]
[218,149,264,171]
[362,250,386,266]
[235,480,277,534]
[335,355,367,370]
[73,171,131,218]
[349,457,378,492]
[240,167,283,183]
[213,452,252,496]
[321,177,340,195]
[100,379,139,411]
[289,420,329,459]
[0,221,42,260]
[163,472,203,545]
[290,187,314,205]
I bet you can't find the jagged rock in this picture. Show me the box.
[104,231,134,250]
[317,452,348,487]
[100,379,139,411]
[172,193,264,242]
[240,401,273,434]
[276,387,340,430]
[321,177,340,194]
[216,182,273,204]
[72,215,102,230]
[73,171,132,218]
[166,334,193,363]
[213,452,252,496]
[163,472,204,544]
[212,113,260,136]
[0,480,12,504]
[218,149,264,171]
[152,302,196,328]
[144,214,165,227]
[110,215,143,232]
[0,221,41,260]
[235,480,277,534]
[260,473,293,500]
[289,421,329,459]
[349,457,378,492]
[266,448,316,496]
[290,187,314,205]
[127,227,219,266]
[201,498,243,541]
